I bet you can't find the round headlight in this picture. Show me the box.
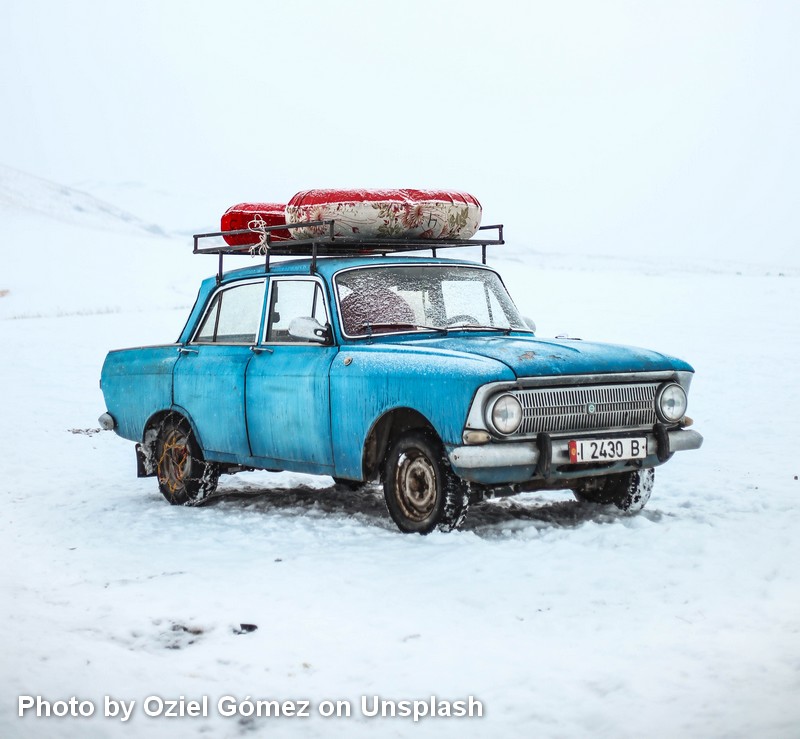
[487,393,523,435]
[656,383,687,423]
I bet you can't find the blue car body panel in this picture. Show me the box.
[173,345,252,455]
[408,335,693,377]
[329,344,515,479]
[246,345,338,470]
[101,346,177,440]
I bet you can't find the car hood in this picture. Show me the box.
[409,334,692,377]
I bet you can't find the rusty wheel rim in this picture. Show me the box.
[395,449,437,522]
[157,428,190,496]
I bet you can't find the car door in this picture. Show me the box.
[172,278,266,457]
[245,276,337,472]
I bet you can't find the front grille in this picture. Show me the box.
[514,382,658,435]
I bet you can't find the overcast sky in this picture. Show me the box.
[2,0,798,267]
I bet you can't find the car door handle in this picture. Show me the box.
[250,346,273,354]
[178,347,199,355]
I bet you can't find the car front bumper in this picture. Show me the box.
[447,428,703,486]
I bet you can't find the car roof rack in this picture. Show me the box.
[192,220,504,282]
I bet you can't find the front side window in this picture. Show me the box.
[265,279,328,343]
[335,265,527,336]
[194,280,265,344]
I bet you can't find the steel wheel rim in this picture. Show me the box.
[395,450,437,522]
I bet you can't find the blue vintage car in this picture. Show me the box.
[99,224,702,533]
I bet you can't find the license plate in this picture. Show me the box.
[568,437,647,463]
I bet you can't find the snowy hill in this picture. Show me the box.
[0,167,215,322]
[1,169,799,738]
[0,165,165,235]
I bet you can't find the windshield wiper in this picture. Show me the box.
[360,322,447,335]
[358,322,526,337]
[445,324,514,335]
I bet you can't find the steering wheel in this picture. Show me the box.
[445,314,479,326]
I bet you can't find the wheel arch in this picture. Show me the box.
[142,407,201,449]
[362,407,438,482]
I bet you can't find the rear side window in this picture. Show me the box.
[194,281,265,344]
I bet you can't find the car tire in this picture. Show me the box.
[573,467,654,513]
[154,415,219,505]
[383,431,470,534]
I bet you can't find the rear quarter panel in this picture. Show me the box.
[100,346,178,441]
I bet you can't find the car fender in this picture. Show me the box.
[329,344,515,480]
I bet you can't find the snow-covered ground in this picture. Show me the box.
[1,168,798,738]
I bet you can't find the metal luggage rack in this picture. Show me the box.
[192,220,505,280]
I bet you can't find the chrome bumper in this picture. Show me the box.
[448,428,703,483]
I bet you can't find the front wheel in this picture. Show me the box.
[154,415,219,505]
[573,468,654,513]
[383,431,470,534]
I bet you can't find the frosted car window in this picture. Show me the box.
[266,280,327,343]
[195,298,220,342]
[335,265,525,334]
[441,280,491,324]
[194,281,264,344]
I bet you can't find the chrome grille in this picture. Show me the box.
[515,382,658,435]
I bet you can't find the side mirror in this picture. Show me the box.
[288,316,331,344]
[522,316,537,333]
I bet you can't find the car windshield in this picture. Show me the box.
[335,264,528,336]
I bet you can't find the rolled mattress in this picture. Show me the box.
[285,188,482,240]
[221,203,289,246]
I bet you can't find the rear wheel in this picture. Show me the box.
[383,431,469,534]
[154,415,219,505]
[573,468,654,513]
